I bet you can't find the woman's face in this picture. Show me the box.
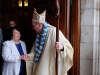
[12,29,21,41]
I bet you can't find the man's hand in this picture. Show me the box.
[55,42,64,51]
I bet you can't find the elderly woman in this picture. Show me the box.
[2,27,27,75]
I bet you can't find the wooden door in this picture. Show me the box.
[69,0,80,75]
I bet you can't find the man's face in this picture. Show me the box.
[9,21,16,27]
[32,22,42,34]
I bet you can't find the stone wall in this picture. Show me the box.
[80,0,94,75]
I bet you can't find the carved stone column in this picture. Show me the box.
[93,0,100,75]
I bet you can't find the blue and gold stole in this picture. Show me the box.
[34,22,48,63]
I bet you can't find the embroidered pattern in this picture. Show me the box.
[34,22,48,63]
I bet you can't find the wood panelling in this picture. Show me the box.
[69,0,80,75]
[59,0,66,35]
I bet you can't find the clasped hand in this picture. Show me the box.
[20,55,29,61]
[19,42,64,61]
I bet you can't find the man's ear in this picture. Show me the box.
[38,23,41,28]
[39,23,43,28]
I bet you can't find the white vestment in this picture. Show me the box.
[26,24,74,75]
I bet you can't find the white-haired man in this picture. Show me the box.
[26,8,74,75]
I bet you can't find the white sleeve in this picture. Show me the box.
[59,30,68,57]
[2,42,20,62]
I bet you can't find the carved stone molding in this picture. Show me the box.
[93,0,100,75]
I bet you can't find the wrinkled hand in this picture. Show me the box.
[20,55,29,61]
[55,42,63,51]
